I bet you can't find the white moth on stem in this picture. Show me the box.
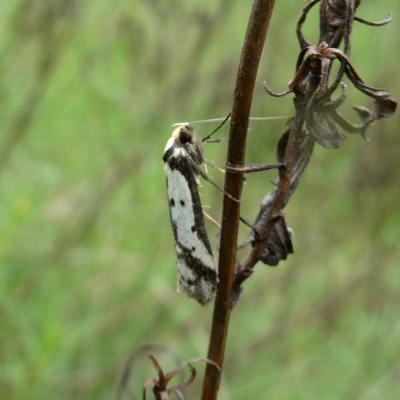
[162,123,221,305]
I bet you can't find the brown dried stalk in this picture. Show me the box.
[201,1,276,399]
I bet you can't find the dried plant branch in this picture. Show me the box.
[201,1,276,399]
[143,354,219,400]
[232,0,396,298]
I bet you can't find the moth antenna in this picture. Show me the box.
[201,113,231,143]
[170,121,190,127]
[246,116,287,121]
[204,137,228,144]
[171,116,287,126]
[206,178,240,203]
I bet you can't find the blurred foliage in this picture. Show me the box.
[0,0,399,399]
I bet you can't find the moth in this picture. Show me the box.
[162,115,285,304]
[162,122,223,305]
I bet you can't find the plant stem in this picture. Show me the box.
[201,1,275,399]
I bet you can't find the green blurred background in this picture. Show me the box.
[1,1,399,399]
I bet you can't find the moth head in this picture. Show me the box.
[172,124,195,145]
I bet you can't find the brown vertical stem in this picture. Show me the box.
[201,1,275,399]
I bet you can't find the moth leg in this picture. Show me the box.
[203,210,221,230]
[226,162,283,174]
[192,140,228,168]
[188,157,240,203]
[205,159,225,174]
[206,178,240,203]
[188,155,209,180]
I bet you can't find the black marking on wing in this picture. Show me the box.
[162,146,174,163]
[170,198,175,207]
[176,245,217,283]
[176,244,218,305]
[179,275,196,286]
[180,200,185,207]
